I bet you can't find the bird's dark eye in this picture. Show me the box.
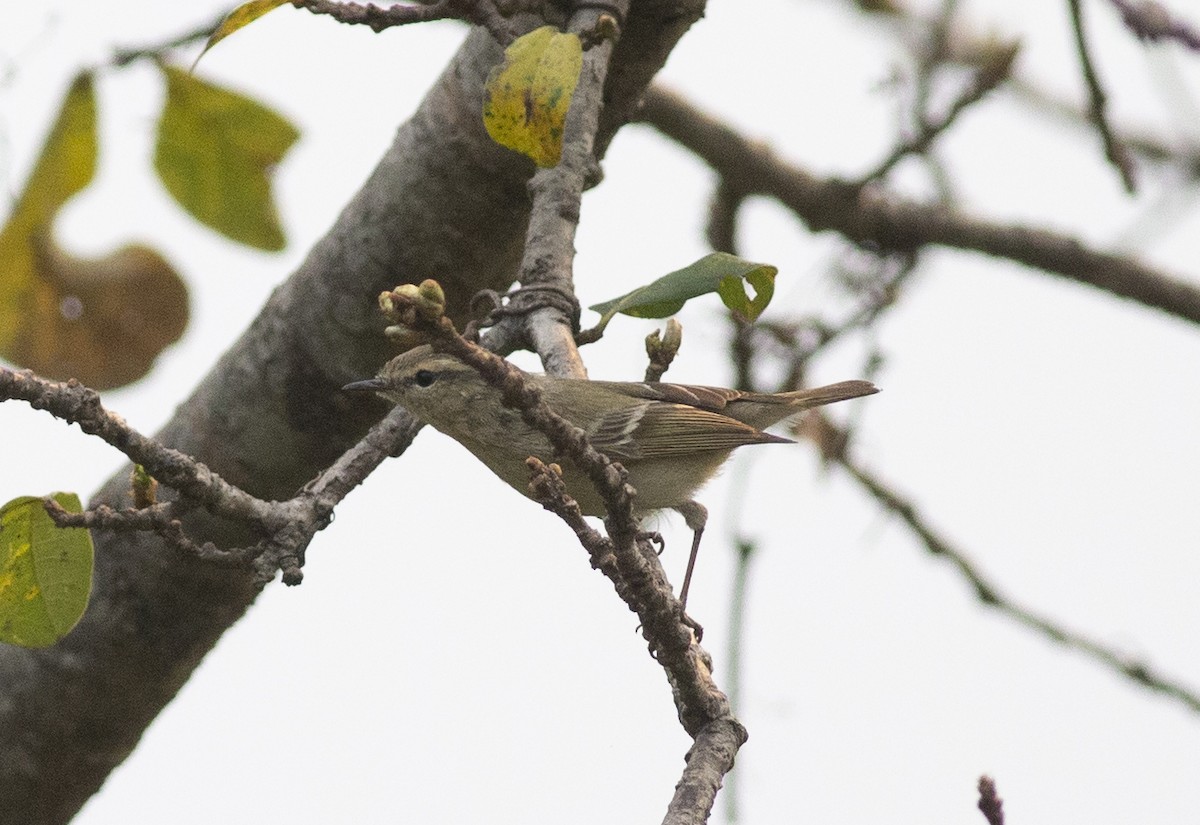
[414,369,437,388]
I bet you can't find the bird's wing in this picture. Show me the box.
[589,380,746,412]
[591,402,789,459]
[538,378,791,460]
[584,401,647,459]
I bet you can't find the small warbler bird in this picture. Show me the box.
[345,346,877,605]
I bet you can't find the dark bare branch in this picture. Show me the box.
[378,283,738,741]
[294,0,518,43]
[856,39,1019,186]
[481,4,632,376]
[639,85,1200,326]
[0,6,710,818]
[1067,0,1138,191]
[977,775,1006,825]
[804,410,1200,716]
[1108,0,1200,50]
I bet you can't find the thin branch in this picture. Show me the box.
[806,411,1200,715]
[638,85,1200,326]
[1010,76,1200,175]
[302,404,424,508]
[526,457,642,608]
[891,0,1200,176]
[912,0,961,116]
[293,0,518,43]
[977,776,1006,825]
[663,717,749,825]
[481,5,631,376]
[0,368,271,523]
[1108,0,1200,50]
[377,284,740,743]
[705,178,744,255]
[43,499,249,567]
[856,39,1019,185]
[0,365,424,586]
[1067,0,1139,191]
[643,318,682,382]
[111,11,227,65]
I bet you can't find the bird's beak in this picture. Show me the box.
[342,378,386,393]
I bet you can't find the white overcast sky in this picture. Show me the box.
[3,1,1200,823]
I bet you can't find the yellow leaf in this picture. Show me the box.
[483,26,583,168]
[0,72,96,350]
[156,64,299,250]
[0,73,189,389]
[193,0,292,69]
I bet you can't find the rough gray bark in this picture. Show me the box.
[0,4,704,822]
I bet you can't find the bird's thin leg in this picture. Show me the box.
[674,500,708,609]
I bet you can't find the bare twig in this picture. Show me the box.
[377,283,739,743]
[293,0,518,44]
[112,11,227,65]
[856,39,1019,185]
[887,0,1200,176]
[1108,0,1200,49]
[977,775,1006,825]
[643,319,682,382]
[0,368,271,522]
[0,366,423,586]
[806,410,1200,715]
[526,457,640,607]
[1067,0,1138,191]
[1009,77,1200,175]
[482,5,632,376]
[42,499,246,566]
[705,179,745,254]
[912,0,961,116]
[639,85,1200,326]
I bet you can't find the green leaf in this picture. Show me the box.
[482,26,583,168]
[0,493,94,648]
[155,64,299,250]
[0,72,189,390]
[193,0,292,69]
[716,264,775,321]
[589,252,779,329]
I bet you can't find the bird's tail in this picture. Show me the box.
[783,379,879,410]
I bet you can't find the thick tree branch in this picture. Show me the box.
[0,5,706,820]
[638,85,1200,327]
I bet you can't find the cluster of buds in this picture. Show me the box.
[378,279,447,347]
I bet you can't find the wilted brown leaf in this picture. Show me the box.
[8,239,188,390]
